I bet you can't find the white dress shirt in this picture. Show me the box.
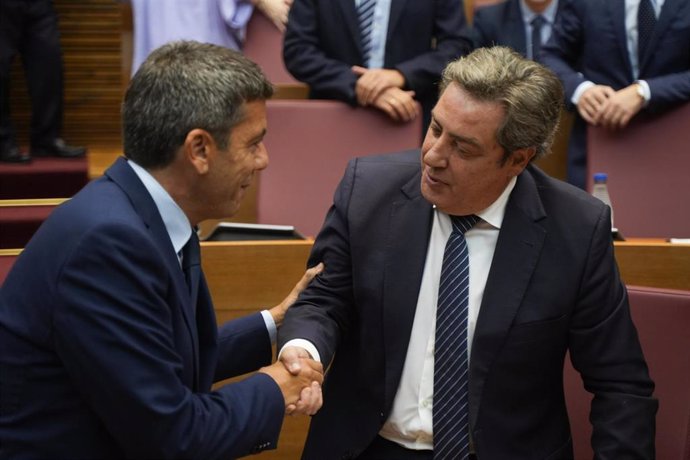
[354,0,392,68]
[379,176,516,449]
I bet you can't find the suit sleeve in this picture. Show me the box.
[464,7,492,50]
[283,0,359,104]
[52,222,284,459]
[568,205,657,458]
[393,0,471,98]
[278,158,359,367]
[541,0,587,104]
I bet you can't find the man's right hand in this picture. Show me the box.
[577,85,615,125]
[259,357,323,415]
[372,87,418,123]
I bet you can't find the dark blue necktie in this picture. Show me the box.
[530,15,546,61]
[433,215,479,460]
[357,0,376,64]
[181,230,201,308]
[637,0,657,64]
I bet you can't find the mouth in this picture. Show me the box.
[423,168,447,186]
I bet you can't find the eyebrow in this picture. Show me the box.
[431,114,482,150]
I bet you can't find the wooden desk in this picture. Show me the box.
[614,239,690,290]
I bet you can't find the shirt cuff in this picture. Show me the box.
[571,80,595,105]
[636,80,651,106]
[261,310,277,344]
[278,339,321,363]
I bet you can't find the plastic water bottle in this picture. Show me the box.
[592,172,615,230]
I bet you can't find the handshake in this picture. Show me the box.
[259,346,323,416]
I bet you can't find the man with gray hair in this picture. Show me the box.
[0,41,323,458]
[278,46,656,459]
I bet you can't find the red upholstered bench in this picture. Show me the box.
[0,199,66,250]
[564,285,690,459]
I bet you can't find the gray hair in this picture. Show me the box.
[440,46,563,162]
[123,41,273,169]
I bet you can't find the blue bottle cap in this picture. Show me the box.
[593,172,608,182]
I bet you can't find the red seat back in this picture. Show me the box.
[564,285,690,459]
[258,100,422,237]
[587,103,690,238]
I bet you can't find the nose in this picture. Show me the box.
[422,137,447,169]
[256,143,269,171]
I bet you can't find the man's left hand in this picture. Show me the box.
[596,84,645,130]
[352,66,406,106]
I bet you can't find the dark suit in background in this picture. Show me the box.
[470,0,562,59]
[541,0,690,189]
[0,0,85,161]
[283,0,471,129]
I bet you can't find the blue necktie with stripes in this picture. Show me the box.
[357,0,376,65]
[433,214,479,460]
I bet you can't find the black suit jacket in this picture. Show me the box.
[283,0,471,126]
[541,0,690,188]
[279,150,656,459]
[470,0,563,57]
[0,158,283,458]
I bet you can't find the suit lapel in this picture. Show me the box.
[609,0,634,79]
[640,0,683,73]
[387,0,409,42]
[468,169,547,429]
[105,157,200,385]
[507,0,527,56]
[341,0,365,57]
[382,171,434,408]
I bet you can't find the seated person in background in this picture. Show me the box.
[0,41,323,459]
[127,0,294,74]
[0,0,86,163]
[541,0,690,189]
[469,0,561,61]
[282,0,471,131]
[278,46,656,459]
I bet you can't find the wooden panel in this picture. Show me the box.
[202,240,313,460]
[8,0,123,150]
[614,239,690,291]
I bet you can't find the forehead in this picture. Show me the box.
[230,100,267,138]
[435,83,505,143]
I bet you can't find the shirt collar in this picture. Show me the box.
[520,0,559,25]
[476,176,517,229]
[127,159,193,255]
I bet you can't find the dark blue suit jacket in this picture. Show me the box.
[471,0,529,55]
[278,150,656,459]
[541,0,690,188]
[470,0,563,57]
[283,0,471,127]
[0,158,284,459]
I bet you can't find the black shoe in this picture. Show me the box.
[31,139,86,158]
[0,145,31,163]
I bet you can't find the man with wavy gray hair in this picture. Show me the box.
[278,46,656,459]
[0,41,323,458]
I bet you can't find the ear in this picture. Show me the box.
[507,146,536,176]
[183,128,215,175]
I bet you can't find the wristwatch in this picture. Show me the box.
[634,82,646,101]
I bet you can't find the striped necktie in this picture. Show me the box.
[530,15,546,61]
[433,214,479,460]
[357,0,376,65]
